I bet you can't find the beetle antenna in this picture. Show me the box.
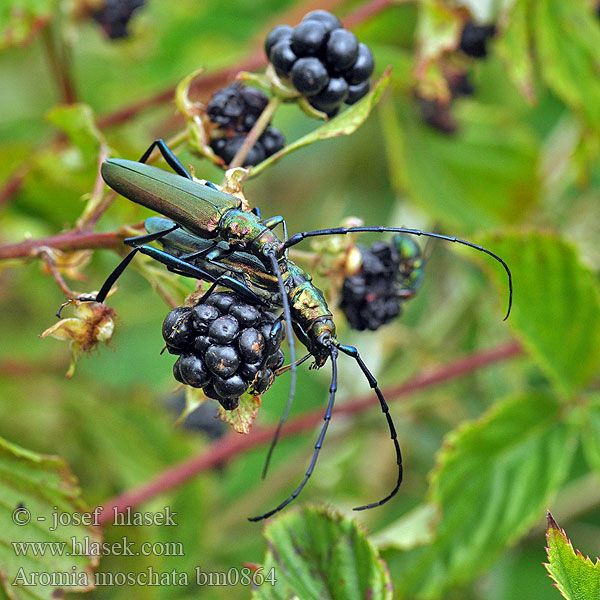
[336,342,403,510]
[248,345,339,522]
[274,352,312,376]
[261,252,298,480]
[283,226,512,320]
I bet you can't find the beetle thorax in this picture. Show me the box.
[219,210,283,257]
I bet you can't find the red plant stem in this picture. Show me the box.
[97,340,522,526]
[0,230,123,260]
[0,169,27,207]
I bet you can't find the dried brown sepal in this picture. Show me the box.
[41,299,115,378]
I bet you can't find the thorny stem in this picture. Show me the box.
[0,230,127,260]
[228,96,280,170]
[97,340,522,526]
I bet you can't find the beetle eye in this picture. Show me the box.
[317,332,331,346]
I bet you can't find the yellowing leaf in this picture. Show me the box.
[414,0,463,101]
[218,393,261,435]
[45,104,105,160]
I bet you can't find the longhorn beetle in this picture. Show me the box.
[91,139,512,521]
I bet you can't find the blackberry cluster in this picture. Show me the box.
[162,292,285,410]
[340,238,422,331]
[265,10,375,117]
[459,22,496,58]
[207,83,284,167]
[92,0,145,39]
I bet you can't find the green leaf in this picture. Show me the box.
[248,68,391,178]
[387,393,575,599]
[373,503,438,551]
[45,104,105,161]
[0,0,58,49]
[253,505,392,600]
[0,436,100,598]
[495,0,536,102]
[545,512,600,600]
[380,97,540,231]
[578,396,600,477]
[478,231,600,397]
[534,0,600,134]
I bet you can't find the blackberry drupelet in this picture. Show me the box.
[163,292,285,410]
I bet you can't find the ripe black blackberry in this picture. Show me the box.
[265,10,375,117]
[459,22,496,58]
[163,292,285,411]
[340,237,423,331]
[92,0,145,39]
[206,83,285,167]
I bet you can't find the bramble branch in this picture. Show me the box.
[0,229,127,261]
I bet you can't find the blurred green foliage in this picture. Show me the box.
[1,0,600,599]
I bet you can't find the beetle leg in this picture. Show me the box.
[262,215,288,241]
[337,343,403,510]
[138,139,193,180]
[259,252,298,481]
[123,224,180,248]
[135,245,265,305]
[92,225,180,303]
[180,243,231,262]
[94,249,141,304]
[249,346,338,522]
[262,215,289,258]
